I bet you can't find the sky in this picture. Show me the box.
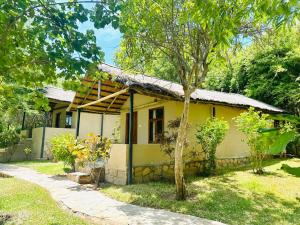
[79,22,122,65]
[78,3,122,65]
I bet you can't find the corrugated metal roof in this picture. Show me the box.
[44,86,75,103]
[98,64,283,113]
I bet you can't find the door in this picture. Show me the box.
[125,112,137,144]
[55,113,61,128]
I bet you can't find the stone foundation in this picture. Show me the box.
[133,157,250,183]
[105,168,127,185]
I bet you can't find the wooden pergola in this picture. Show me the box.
[69,78,130,114]
[69,77,135,184]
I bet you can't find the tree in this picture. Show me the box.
[196,118,229,176]
[204,25,300,115]
[0,1,112,131]
[113,0,298,200]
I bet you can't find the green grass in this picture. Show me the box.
[10,160,71,175]
[0,177,93,225]
[101,158,300,225]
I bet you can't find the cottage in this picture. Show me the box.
[67,63,283,185]
[21,86,120,159]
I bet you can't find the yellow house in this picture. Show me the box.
[67,64,283,185]
[21,86,120,159]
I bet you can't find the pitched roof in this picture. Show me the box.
[44,86,76,103]
[98,63,283,113]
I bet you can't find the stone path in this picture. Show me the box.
[0,164,225,225]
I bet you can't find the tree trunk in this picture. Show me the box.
[174,92,191,200]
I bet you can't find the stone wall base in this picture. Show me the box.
[105,168,127,185]
[133,157,250,184]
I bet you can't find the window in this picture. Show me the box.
[149,107,164,143]
[274,120,280,128]
[65,112,72,128]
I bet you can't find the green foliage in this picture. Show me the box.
[204,26,300,114]
[0,128,20,148]
[160,118,183,160]
[196,118,229,175]
[234,107,273,174]
[0,128,20,162]
[75,133,112,164]
[50,133,83,171]
[0,1,109,131]
[23,147,32,160]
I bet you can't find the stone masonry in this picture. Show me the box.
[133,157,250,183]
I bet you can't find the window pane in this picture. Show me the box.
[149,121,154,143]
[149,110,153,120]
[156,120,163,142]
[156,108,164,119]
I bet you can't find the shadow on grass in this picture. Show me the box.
[104,171,300,225]
[281,164,300,177]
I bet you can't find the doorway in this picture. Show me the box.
[125,112,137,144]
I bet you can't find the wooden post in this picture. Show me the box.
[40,112,47,159]
[127,90,134,184]
[21,112,26,130]
[100,113,104,137]
[76,108,81,138]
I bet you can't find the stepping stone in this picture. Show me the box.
[66,172,92,184]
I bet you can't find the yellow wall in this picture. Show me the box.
[120,94,250,166]
[72,111,120,140]
[32,127,76,159]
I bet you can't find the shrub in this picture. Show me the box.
[196,118,229,175]
[0,128,20,162]
[24,147,32,160]
[234,107,272,174]
[50,133,83,172]
[75,133,112,186]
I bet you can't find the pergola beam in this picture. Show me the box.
[77,88,129,109]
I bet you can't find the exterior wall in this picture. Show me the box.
[32,127,76,159]
[72,111,120,140]
[120,94,250,166]
[105,144,128,185]
[32,127,44,159]
[52,106,68,128]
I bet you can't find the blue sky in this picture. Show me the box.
[79,22,122,65]
[78,3,122,65]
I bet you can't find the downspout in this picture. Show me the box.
[127,90,134,184]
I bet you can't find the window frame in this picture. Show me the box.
[148,107,164,144]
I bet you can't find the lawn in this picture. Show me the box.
[10,160,71,175]
[101,158,300,225]
[0,177,93,225]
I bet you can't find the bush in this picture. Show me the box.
[234,107,272,174]
[50,133,83,172]
[196,118,229,175]
[0,129,20,162]
[24,147,32,160]
[75,133,111,186]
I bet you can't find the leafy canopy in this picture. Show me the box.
[204,25,300,114]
